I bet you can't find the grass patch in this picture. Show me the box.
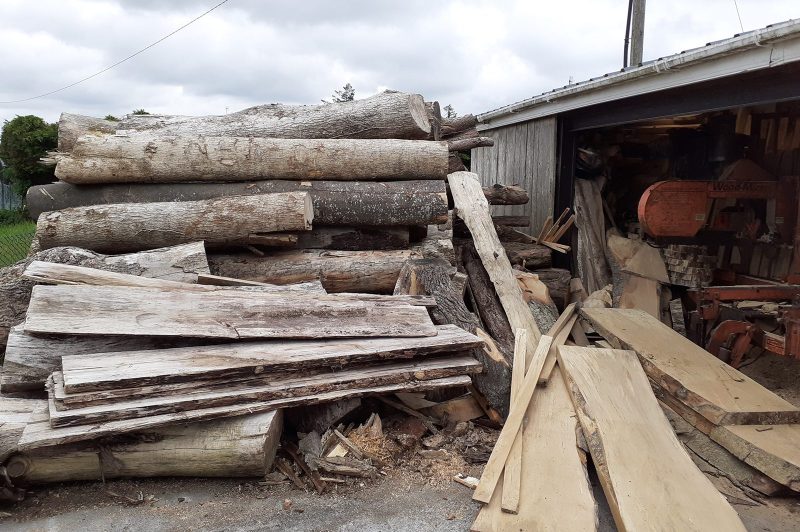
[0,221,36,267]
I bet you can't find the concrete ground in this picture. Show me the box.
[2,467,798,531]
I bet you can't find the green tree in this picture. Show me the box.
[0,115,58,195]
[131,109,150,115]
[443,104,457,118]
[105,115,120,121]
[327,83,355,103]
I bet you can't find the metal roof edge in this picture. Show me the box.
[477,18,800,129]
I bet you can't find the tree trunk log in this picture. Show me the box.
[441,115,478,138]
[6,409,282,483]
[279,226,409,250]
[33,193,312,253]
[447,137,494,152]
[0,243,209,354]
[393,258,512,415]
[26,180,449,226]
[51,136,449,184]
[461,244,515,354]
[425,101,442,141]
[209,250,418,293]
[532,268,572,311]
[481,184,529,205]
[57,90,432,151]
[502,242,552,269]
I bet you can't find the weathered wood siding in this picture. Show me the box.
[471,117,557,231]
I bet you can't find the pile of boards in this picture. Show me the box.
[470,305,749,531]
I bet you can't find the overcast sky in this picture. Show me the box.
[0,0,798,125]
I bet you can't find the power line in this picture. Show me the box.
[0,0,231,104]
[732,0,745,32]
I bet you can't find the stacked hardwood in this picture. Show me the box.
[8,268,483,462]
[581,307,800,494]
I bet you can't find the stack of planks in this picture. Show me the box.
[582,308,800,496]
[2,258,484,483]
[470,303,747,531]
[26,91,500,294]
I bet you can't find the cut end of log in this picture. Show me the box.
[408,94,433,138]
[303,193,314,229]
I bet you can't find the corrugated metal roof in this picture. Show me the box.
[478,18,800,129]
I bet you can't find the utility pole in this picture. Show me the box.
[629,0,646,66]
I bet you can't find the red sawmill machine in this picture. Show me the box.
[637,176,800,367]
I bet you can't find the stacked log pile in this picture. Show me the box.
[0,92,526,490]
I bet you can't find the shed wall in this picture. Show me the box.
[470,116,556,231]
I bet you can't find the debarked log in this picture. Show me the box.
[57,90,432,151]
[33,193,312,253]
[5,409,283,483]
[50,136,449,184]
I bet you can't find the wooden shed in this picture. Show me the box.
[471,19,800,241]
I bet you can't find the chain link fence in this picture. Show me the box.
[0,224,36,268]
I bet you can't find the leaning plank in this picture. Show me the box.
[448,172,541,362]
[57,91,432,151]
[471,367,597,531]
[33,193,312,253]
[18,375,473,450]
[208,249,416,293]
[709,424,800,493]
[7,409,282,483]
[557,346,745,532]
[48,356,482,427]
[61,325,482,393]
[0,397,45,462]
[472,335,554,504]
[26,180,449,226]
[538,314,579,385]
[1,326,211,393]
[52,136,449,184]
[0,242,209,352]
[500,328,527,514]
[581,308,800,425]
[24,285,437,339]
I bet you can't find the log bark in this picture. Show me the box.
[394,259,512,415]
[27,180,448,226]
[6,409,283,483]
[425,101,442,141]
[461,244,515,354]
[0,242,209,353]
[481,184,530,206]
[51,136,449,184]
[57,90,432,151]
[33,193,312,253]
[209,249,417,293]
